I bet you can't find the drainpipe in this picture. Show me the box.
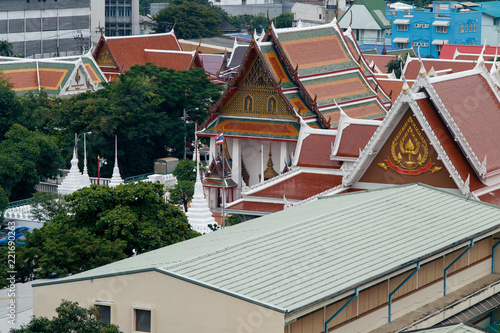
[444,239,474,296]
[388,262,420,323]
[491,240,500,273]
[324,288,358,333]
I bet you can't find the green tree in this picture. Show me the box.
[173,159,196,182]
[273,13,294,29]
[0,124,64,200]
[30,192,68,223]
[154,2,222,38]
[169,180,195,212]
[0,40,13,57]
[10,300,122,333]
[0,75,22,140]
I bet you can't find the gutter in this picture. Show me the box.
[444,239,474,296]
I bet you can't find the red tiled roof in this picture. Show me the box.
[5,68,68,91]
[376,79,412,104]
[337,124,378,158]
[479,189,500,206]
[103,33,182,71]
[364,54,397,74]
[296,133,339,168]
[404,58,492,80]
[432,73,500,173]
[440,44,500,60]
[250,173,343,200]
[322,101,386,126]
[227,201,284,213]
[416,98,483,191]
[144,51,195,71]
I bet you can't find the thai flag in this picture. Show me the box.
[215,132,224,145]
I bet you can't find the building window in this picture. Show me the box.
[96,305,111,323]
[397,24,408,31]
[118,7,125,16]
[460,24,464,33]
[105,7,109,16]
[319,14,322,20]
[135,309,151,332]
[244,95,253,112]
[473,23,477,31]
[436,26,447,33]
[109,7,116,17]
[125,7,131,16]
[397,42,408,49]
[469,24,472,32]
[436,44,443,52]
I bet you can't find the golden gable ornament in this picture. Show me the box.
[378,116,442,175]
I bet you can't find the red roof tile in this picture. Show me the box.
[376,79,412,104]
[416,98,483,191]
[364,54,397,73]
[296,133,339,168]
[432,73,500,173]
[144,51,195,71]
[100,33,182,71]
[404,58,493,80]
[479,189,500,206]
[337,124,377,158]
[440,44,500,60]
[250,173,343,200]
[227,201,284,213]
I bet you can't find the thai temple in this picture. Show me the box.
[198,17,391,214]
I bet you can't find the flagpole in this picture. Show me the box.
[222,127,226,228]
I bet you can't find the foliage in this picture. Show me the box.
[226,214,242,226]
[10,300,122,333]
[30,192,68,223]
[168,180,195,212]
[0,40,13,57]
[273,13,294,29]
[173,159,196,182]
[0,75,22,140]
[386,54,407,79]
[0,186,7,223]
[41,65,222,178]
[227,14,268,32]
[0,182,199,285]
[154,2,222,38]
[0,124,64,200]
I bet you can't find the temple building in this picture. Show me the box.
[198,18,391,211]
[92,30,203,81]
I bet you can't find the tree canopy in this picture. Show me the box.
[0,182,199,285]
[154,2,222,38]
[11,300,122,333]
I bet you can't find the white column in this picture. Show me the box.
[232,138,241,199]
[209,137,216,164]
[280,141,288,172]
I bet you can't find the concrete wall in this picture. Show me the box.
[481,14,500,46]
[220,4,283,19]
[33,270,284,333]
[91,0,105,46]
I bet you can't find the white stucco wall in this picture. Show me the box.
[33,270,284,333]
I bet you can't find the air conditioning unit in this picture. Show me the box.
[422,24,429,28]
[415,23,422,28]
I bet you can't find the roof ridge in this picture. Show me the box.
[163,185,419,271]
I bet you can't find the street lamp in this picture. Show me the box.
[183,108,198,160]
[97,156,107,185]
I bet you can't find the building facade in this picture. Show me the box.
[105,0,140,37]
[469,1,500,46]
[0,0,91,58]
[386,1,481,58]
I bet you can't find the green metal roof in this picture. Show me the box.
[34,184,500,314]
[341,0,392,29]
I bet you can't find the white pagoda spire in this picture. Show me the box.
[186,125,215,230]
[108,135,123,187]
[81,133,91,187]
[58,147,84,195]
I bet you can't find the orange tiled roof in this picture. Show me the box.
[432,73,500,174]
[249,173,343,200]
[296,133,340,169]
[4,68,68,91]
[364,54,398,74]
[144,50,196,71]
[404,58,493,80]
[322,100,386,127]
[202,117,301,140]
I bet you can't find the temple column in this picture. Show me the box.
[280,141,288,172]
[209,136,215,164]
[232,138,241,199]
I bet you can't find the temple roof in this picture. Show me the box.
[201,19,389,139]
[440,44,500,60]
[0,54,106,95]
[402,55,494,80]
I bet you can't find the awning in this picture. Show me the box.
[393,19,410,25]
[393,37,410,43]
[432,21,450,26]
[460,2,480,7]
[432,39,449,45]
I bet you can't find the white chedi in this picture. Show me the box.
[108,136,123,187]
[58,148,85,195]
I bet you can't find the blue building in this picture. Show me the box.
[386,1,481,58]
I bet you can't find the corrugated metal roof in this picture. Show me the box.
[436,293,500,326]
[407,323,489,332]
[36,184,500,314]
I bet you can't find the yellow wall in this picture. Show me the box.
[34,270,284,333]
